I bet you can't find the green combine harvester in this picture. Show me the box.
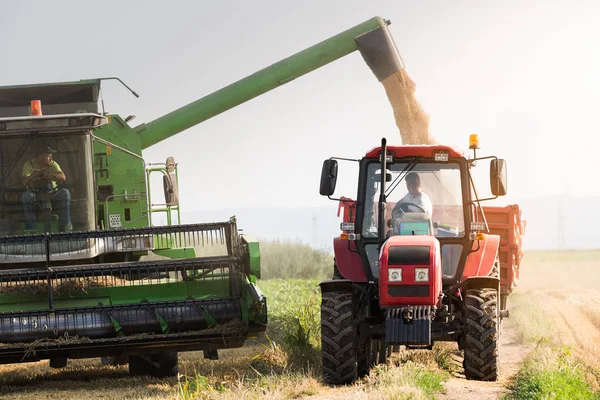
[0,16,404,376]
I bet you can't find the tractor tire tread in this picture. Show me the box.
[321,291,356,385]
[463,288,499,381]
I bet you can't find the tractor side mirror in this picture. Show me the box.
[490,159,507,196]
[319,159,338,196]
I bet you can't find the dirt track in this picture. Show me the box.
[438,311,530,399]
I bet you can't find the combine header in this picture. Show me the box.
[0,17,405,375]
[318,135,525,383]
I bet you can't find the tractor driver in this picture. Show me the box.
[396,172,433,216]
[21,145,72,232]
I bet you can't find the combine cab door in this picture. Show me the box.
[0,133,95,236]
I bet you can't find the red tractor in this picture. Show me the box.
[318,136,524,384]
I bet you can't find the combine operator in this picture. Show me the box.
[21,145,72,232]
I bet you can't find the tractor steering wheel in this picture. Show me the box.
[391,202,428,219]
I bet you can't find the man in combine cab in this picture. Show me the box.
[398,172,433,215]
[21,145,72,232]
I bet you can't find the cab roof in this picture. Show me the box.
[0,79,100,117]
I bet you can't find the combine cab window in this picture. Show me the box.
[363,162,465,238]
[0,134,95,235]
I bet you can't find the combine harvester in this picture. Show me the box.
[0,17,406,376]
[318,135,525,383]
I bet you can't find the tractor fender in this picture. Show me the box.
[462,234,500,279]
[462,276,500,292]
[320,279,354,294]
[333,237,368,282]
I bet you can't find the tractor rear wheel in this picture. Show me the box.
[463,288,499,381]
[321,291,356,385]
[129,352,178,378]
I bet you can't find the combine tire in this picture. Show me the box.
[101,355,128,366]
[321,291,356,385]
[129,352,178,378]
[463,288,499,381]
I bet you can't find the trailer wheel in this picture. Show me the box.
[321,291,356,385]
[463,288,499,381]
[129,352,178,378]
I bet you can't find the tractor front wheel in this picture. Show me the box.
[321,291,357,385]
[463,288,499,381]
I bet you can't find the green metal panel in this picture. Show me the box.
[93,116,149,229]
[153,247,196,259]
[0,280,232,312]
[242,235,261,279]
[135,16,390,149]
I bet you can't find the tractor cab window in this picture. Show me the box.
[363,162,465,238]
[0,134,95,235]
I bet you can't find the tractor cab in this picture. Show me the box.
[320,139,507,283]
[363,161,465,240]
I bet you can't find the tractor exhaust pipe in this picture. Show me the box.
[378,137,388,247]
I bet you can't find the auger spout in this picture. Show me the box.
[135,16,404,150]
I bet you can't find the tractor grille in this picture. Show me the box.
[385,306,432,345]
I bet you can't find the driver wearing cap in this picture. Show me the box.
[398,172,433,215]
[21,145,71,231]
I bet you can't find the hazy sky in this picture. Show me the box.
[1,1,598,212]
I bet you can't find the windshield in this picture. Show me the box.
[362,161,465,238]
[0,133,95,235]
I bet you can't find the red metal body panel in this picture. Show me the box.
[462,234,500,279]
[333,237,368,282]
[379,235,442,307]
[478,205,526,295]
[365,145,463,159]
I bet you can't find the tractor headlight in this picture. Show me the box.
[415,268,430,282]
[388,268,402,282]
